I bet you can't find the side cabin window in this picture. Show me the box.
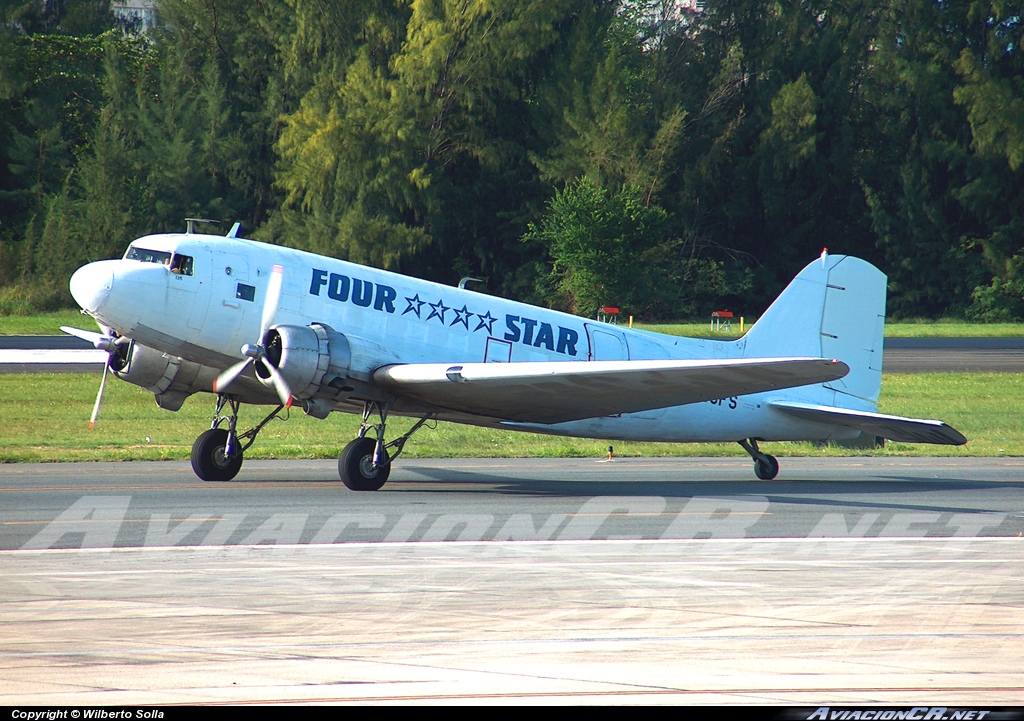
[124,246,193,276]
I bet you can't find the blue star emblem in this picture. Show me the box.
[450,305,474,329]
[427,299,450,324]
[474,310,497,334]
[403,293,426,318]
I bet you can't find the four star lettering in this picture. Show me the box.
[310,268,579,356]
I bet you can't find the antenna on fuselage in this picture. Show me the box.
[458,277,487,290]
[184,218,221,234]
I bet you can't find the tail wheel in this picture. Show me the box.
[339,437,390,491]
[191,428,243,482]
[754,455,779,481]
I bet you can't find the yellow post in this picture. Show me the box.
[628,315,633,328]
[740,317,744,334]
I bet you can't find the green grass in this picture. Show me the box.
[634,320,1024,339]
[3,310,1024,337]
[0,372,1018,462]
[633,322,748,339]
[0,310,95,335]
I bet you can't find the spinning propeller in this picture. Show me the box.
[60,324,131,429]
[212,264,293,407]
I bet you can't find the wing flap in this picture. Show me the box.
[769,401,967,445]
[374,358,848,424]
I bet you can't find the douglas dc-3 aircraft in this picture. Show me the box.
[62,221,966,489]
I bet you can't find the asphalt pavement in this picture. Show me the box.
[2,457,1021,704]
[2,335,1023,372]
[4,456,1022,550]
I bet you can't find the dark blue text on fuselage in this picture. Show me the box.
[310,268,579,357]
[310,269,396,312]
[504,315,578,356]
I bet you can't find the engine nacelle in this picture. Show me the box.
[260,323,353,402]
[112,341,216,411]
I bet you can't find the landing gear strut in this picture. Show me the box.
[338,401,432,491]
[739,438,779,480]
[190,394,286,482]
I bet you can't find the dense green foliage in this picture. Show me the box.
[2,0,1023,320]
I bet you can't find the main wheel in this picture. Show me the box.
[191,428,243,482]
[753,454,779,481]
[339,437,391,491]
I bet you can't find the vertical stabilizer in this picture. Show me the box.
[744,255,886,405]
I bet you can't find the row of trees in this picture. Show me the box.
[2,0,1023,320]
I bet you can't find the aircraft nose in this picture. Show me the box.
[69,262,115,313]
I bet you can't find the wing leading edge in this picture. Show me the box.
[374,358,849,424]
[769,401,967,445]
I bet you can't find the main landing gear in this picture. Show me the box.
[739,438,779,480]
[189,395,429,488]
[339,401,432,491]
[191,395,286,482]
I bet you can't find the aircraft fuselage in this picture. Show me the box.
[70,233,868,446]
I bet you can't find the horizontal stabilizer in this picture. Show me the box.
[375,358,848,424]
[769,401,967,445]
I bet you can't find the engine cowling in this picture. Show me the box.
[111,341,216,411]
[259,323,352,403]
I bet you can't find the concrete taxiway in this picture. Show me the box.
[1,457,1022,704]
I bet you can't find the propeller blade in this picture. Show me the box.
[259,264,284,342]
[61,325,113,351]
[213,357,253,394]
[61,325,104,343]
[260,358,293,408]
[88,361,109,430]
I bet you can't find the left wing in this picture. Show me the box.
[373,358,848,424]
[769,401,967,445]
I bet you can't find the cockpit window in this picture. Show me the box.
[124,246,194,276]
[170,254,194,276]
[125,246,172,264]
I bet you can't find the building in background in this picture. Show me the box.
[112,0,156,33]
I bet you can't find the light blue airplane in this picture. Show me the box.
[63,222,965,489]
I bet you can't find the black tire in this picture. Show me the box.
[338,437,390,491]
[754,454,779,481]
[191,428,243,482]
